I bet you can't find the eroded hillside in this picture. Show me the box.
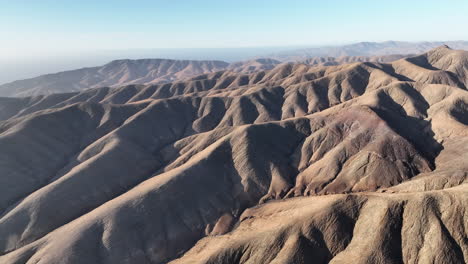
[0,46,467,264]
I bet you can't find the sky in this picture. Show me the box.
[1,0,468,58]
[0,0,467,83]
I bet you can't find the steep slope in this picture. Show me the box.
[0,46,467,264]
[172,185,467,264]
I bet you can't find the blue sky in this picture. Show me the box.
[1,0,468,58]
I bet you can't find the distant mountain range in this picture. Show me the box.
[1,41,468,97]
[266,40,468,60]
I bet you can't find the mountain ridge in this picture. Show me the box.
[0,55,415,97]
[2,41,468,97]
[267,40,468,60]
[0,46,467,263]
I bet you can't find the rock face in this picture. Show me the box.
[0,46,467,264]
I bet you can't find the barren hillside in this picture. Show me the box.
[0,46,467,264]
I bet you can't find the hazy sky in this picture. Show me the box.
[1,0,468,59]
[1,0,467,84]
